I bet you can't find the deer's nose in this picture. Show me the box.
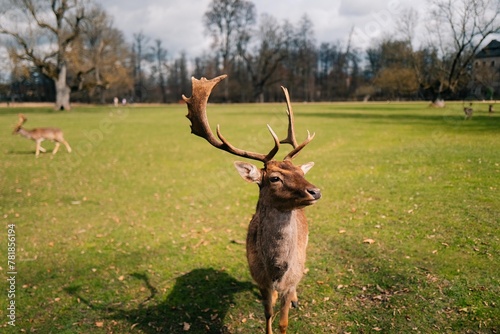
[307,188,321,200]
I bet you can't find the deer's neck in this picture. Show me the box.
[256,202,299,229]
[255,201,303,277]
[17,128,34,140]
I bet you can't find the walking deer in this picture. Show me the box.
[463,102,473,119]
[183,75,321,334]
[13,114,72,157]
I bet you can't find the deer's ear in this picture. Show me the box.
[300,162,315,174]
[234,161,262,184]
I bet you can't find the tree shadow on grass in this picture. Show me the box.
[65,268,254,333]
[0,108,71,115]
[301,111,500,132]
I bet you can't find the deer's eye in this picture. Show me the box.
[269,176,281,183]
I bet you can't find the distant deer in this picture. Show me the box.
[183,75,321,334]
[463,102,473,119]
[13,114,72,157]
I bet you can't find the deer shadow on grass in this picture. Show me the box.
[6,149,39,155]
[65,268,254,333]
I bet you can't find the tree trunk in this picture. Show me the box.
[55,64,71,110]
[253,83,265,102]
[258,92,264,103]
[98,86,105,104]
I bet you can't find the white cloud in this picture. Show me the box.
[102,0,212,56]
[339,0,383,16]
[100,0,425,56]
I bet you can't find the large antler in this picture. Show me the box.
[17,114,27,126]
[182,75,315,163]
[280,86,315,161]
[182,75,279,163]
[14,114,27,131]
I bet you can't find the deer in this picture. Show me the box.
[12,114,72,157]
[182,75,321,334]
[463,102,473,119]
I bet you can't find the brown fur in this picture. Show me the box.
[236,160,320,333]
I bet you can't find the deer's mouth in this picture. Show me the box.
[300,197,320,207]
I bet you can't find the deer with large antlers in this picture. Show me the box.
[13,114,72,157]
[183,75,321,334]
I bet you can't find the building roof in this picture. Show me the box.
[476,40,500,59]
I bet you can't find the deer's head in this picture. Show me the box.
[183,75,321,211]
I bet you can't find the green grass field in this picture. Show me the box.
[0,101,499,333]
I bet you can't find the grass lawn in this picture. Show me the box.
[0,100,499,333]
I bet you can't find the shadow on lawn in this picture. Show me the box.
[65,268,254,333]
[6,149,38,155]
[302,111,500,131]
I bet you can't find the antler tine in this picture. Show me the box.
[217,123,280,162]
[183,75,279,163]
[284,130,315,161]
[279,86,299,148]
[17,114,27,126]
[279,87,315,161]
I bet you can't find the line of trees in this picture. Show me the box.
[1,0,499,108]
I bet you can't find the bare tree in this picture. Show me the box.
[318,27,359,100]
[132,31,150,102]
[69,5,132,103]
[203,0,256,101]
[151,39,168,103]
[0,0,91,110]
[167,52,190,103]
[291,15,317,101]
[396,8,425,87]
[239,14,287,102]
[426,0,500,99]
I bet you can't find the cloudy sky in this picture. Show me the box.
[100,0,425,57]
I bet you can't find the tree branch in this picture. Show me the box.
[22,0,58,35]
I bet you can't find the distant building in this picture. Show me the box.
[473,40,500,99]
